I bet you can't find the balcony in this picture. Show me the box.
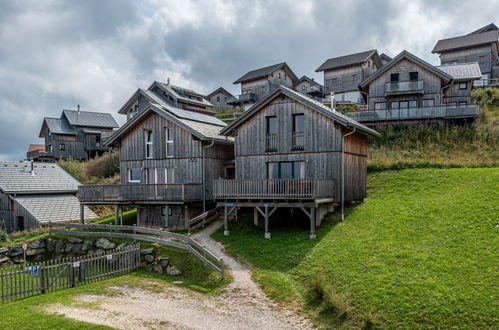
[306,85,323,97]
[385,80,424,95]
[345,105,480,123]
[292,131,304,151]
[228,92,257,105]
[265,133,277,152]
[214,178,335,200]
[78,183,202,204]
[27,149,53,160]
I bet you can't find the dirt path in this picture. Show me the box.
[47,220,315,330]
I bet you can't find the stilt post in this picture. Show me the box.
[80,204,84,224]
[114,205,119,225]
[310,206,316,239]
[224,205,229,236]
[253,207,258,226]
[264,206,271,239]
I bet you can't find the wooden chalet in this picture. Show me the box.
[38,108,119,160]
[0,162,97,233]
[78,84,234,230]
[316,50,383,104]
[294,75,324,100]
[432,23,499,86]
[214,86,379,239]
[206,87,237,109]
[348,50,481,124]
[229,62,299,109]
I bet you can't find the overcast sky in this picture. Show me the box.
[0,0,497,161]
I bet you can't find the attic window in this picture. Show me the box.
[145,130,153,159]
[409,72,419,80]
[390,73,399,82]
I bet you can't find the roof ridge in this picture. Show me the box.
[63,109,113,115]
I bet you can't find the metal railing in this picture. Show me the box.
[265,133,278,152]
[385,80,424,94]
[345,105,480,123]
[78,183,202,203]
[292,131,305,150]
[214,178,335,200]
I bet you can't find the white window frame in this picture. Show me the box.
[128,168,141,183]
[145,129,153,159]
[166,127,174,158]
[146,168,175,185]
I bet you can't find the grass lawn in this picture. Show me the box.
[213,168,499,328]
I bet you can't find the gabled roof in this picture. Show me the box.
[149,81,214,109]
[207,87,235,99]
[359,50,453,90]
[27,144,45,153]
[39,117,76,137]
[468,23,498,35]
[432,29,499,53]
[106,91,233,146]
[296,75,321,86]
[62,110,119,128]
[15,194,97,223]
[380,53,392,63]
[0,162,81,194]
[316,50,381,72]
[233,62,299,84]
[436,63,482,81]
[220,86,379,137]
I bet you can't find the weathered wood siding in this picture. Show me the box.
[0,194,41,233]
[233,96,368,202]
[440,45,496,74]
[443,81,473,105]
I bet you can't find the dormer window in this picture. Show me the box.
[145,130,153,159]
[409,72,419,80]
[390,73,399,82]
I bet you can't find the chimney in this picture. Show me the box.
[167,77,170,85]
[77,104,80,115]
[30,160,35,176]
[330,92,335,111]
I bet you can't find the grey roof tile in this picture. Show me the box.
[15,194,97,223]
[0,162,80,193]
[432,30,499,53]
[44,117,76,135]
[63,110,119,128]
[233,62,298,84]
[316,50,378,72]
[436,63,482,80]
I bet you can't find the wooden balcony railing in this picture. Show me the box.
[265,133,278,152]
[345,105,480,123]
[292,131,305,150]
[385,80,424,95]
[214,178,335,200]
[78,183,202,204]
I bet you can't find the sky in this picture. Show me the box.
[0,0,497,161]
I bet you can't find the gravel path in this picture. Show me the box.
[47,220,314,330]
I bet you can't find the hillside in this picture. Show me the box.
[213,168,499,328]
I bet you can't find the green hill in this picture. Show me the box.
[213,168,499,328]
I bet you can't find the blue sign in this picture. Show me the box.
[30,265,39,276]
[226,203,235,207]
[263,203,269,207]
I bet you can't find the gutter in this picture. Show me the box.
[341,127,356,221]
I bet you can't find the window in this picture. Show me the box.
[422,99,435,107]
[284,74,287,81]
[49,145,53,153]
[447,102,457,108]
[216,96,220,102]
[128,169,141,183]
[390,73,400,82]
[277,72,281,79]
[459,82,467,90]
[292,114,305,150]
[374,102,386,110]
[147,168,175,184]
[479,56,485,64]
[165,127,174,157]
[409,72,419,80]
[145,130,153,158]
[409,100,417,108]
[59,143,65,151]
[302,85,306,90]
[162,207,173,217]
[261,86,266,93]
[267,161,305,179]
[266,116,277,134]
[459,101,467,108]
[266,116,278,152]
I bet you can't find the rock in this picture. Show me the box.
[140,248,154,255]
[144,254,155,263]
[33,254,43,261]
[153,262,164,274]
[95,238,115,250]
[28,239,45,249]
[159,258,169,268]
[12,257,24,263]
[8,246,23,258]
[139,261,147,268]
[166,265,182,276]
[67,237,82,244]
[26,248,46,256]
[64,243,73,253]
[172,281,183,285]
[82,240,94,252]
[46,238,55,252]
[0,256,10,264]
[55,240,64,254]
[95,249,105,256]
[145,264,153,272]
[0,247,8,254]
[72,244,82,254]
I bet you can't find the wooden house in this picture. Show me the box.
[432,23,499,86]
[349,50,481,124]
[293,76,324,100]
[26,144,53,162]
[38,108,119,160]
[213,86,379,238]
[0,162,97,233]
[206,87,237,109]
[380,53,392,66]
[229,62,299,109]
[78,84,234,230]
[316,50,383,104]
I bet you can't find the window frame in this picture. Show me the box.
[128,168,141,183]
[59,143,65,151]
[458,82,468,90]
[292,114,305,133]
[409,71,419,80]
[165,127,174,158]
[390,73,400,82]
[374,102,386,110]
[145,129,153,159]
[266,116,277,134]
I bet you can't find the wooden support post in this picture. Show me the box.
[80,204,84,224]
[136,207,140,226]
[114,205,119,225]
[253,207,258,226]
[224,205,229,236]
[264,206,271,239]
[119,206,123,226]
[310,207,316,239]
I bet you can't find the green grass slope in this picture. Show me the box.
[213,168,499,328]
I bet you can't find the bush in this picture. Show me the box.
[57,157,88,183]
[472,88,499,108]
[0,228,9,243]
[86,152,119,178]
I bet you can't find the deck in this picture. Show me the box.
[78,183,202,204]
[346,105,480,123]
[213,178,335,201]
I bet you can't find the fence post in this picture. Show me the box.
[69,258,75,288]
[40,262,46,294]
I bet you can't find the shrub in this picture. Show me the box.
[57,158,88,183]
[0,228,9,243]
[472,88,499,108]
[86,152,119,178]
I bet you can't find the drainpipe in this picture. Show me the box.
[341,127,356,221]
[202,140,215,212]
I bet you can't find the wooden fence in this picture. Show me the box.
[187,208,219,234]
[49,223,224,278]
[0,245,140,304]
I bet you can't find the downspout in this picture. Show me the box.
[341,127,356,221]
[202,140,215,212]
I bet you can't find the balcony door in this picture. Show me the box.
[267,161,305,195]
[146,168,175,199]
